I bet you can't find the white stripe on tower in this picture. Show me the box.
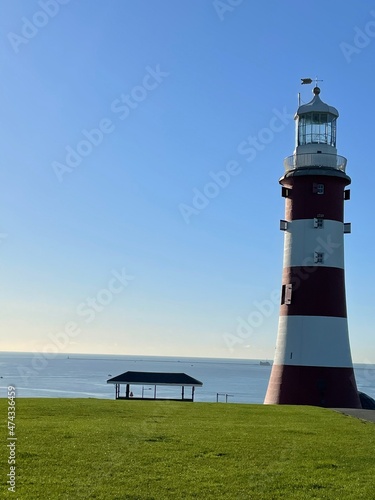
[274,316,353,367]
[283,219,345,270]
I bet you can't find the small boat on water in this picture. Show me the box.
[259,360,271,366]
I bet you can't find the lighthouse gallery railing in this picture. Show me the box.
[283,153,347,173]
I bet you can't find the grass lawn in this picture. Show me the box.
[1,399,375,499]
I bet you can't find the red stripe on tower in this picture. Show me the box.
[264,85,361,408]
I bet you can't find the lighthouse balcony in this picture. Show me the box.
[283,153,347,173]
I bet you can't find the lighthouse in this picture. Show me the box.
[264,85,361,408]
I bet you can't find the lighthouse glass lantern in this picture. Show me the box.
[264,86,361,409]
[297,112,336,147]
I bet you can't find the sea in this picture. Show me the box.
[1,352,375,404]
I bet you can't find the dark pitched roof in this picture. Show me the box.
[107,371,203,386]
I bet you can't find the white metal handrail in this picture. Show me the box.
[283,153,347,172]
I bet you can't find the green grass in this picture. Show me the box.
[1,399,375,499]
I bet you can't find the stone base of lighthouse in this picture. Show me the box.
[265,364,361,408]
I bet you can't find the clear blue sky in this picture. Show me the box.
[1,0,374,361]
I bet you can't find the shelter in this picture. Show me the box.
[107,371,203,402]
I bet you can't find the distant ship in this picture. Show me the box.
[260,361,271,366]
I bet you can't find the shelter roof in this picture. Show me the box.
[107,371,203,387]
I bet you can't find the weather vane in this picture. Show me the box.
[301,77,323,86]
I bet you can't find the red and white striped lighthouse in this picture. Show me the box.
[264,85,361,408]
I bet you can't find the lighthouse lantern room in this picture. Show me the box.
[264,85,361,408]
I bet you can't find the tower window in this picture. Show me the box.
[314,252,324,264]
[313,183,325,195]
[281,284,292,305]
[280,220,288,231]
[314,218,324,229]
